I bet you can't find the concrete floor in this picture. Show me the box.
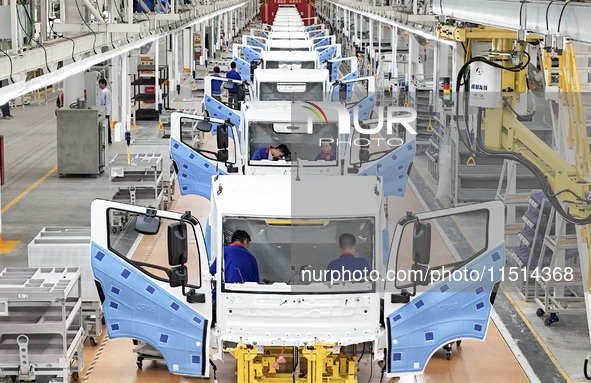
[0,67,589,382]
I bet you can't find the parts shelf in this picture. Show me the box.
[27,227,103,344]
[0,267,84,383]
[109,153,166,210]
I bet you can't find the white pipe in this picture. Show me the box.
[81,0,106,23]
[434,0,591,45]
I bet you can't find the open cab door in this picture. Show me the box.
[90,200,213,377]
[382,201,504,376]
[203,77,252,133]
[170,112,242,199]
[330,76,376,126]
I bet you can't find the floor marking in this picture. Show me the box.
[2,165,57,213]
[490,309,541,383]
[82,334,110,382]
[502,286,575,383]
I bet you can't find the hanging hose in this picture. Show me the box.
[584,352,591,380]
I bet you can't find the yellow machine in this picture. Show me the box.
[436,25,591,223]
[228,340,358,383]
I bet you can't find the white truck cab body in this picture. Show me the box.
[90,174,505,380]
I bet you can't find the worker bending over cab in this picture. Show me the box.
[251,144,290,161]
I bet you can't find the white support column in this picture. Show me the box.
[378,21,382,63]
[432,42,439,113]
[369,18,373,64]
[201,22,206,63]
[111,56,120,123]
[155,36,160,111]
[217,15,222,52]
[451,43,462,93]
[10,0,18,54]
[354,11,358,48]
[391,26,397,79]
[183,28,191,73]
[439,43,450,78]
[121,53,129,139]
[127,0,132,24]
[409,34,418,83]
[171,31,178,92]
[210,19,215,60]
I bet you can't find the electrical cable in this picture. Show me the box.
[49,21,77,62]
[74,0,98,54]
[359,342,366,363]
[0,48,15,84]
[545,1,554,31]
[557,0,572,34]
[33,40,51,73]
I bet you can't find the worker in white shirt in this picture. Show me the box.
[98,78,112,144]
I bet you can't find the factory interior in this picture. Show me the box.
[1,0,591,382]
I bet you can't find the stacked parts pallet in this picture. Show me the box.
[0,267,84,383]
[27,227,103,344]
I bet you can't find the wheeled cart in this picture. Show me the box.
[28,227,104,345]
[0,267,85,383]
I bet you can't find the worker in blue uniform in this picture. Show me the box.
[209,230,259,300]
[226,61,242,109]
[315,142,336,161]
[327,233,371,281]
[251,144,290,161]
[211,66,223,102]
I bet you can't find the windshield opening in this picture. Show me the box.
[248,121,339,165]
[221,217,375,293]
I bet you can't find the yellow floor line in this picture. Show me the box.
[2,165,57,214]
[501,285,577,383]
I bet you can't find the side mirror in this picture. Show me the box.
[217,149,229,162]
[412,221,431,265]
[339,82,347,102]
[135,210,160,235]
[196,120,212,132]
[217,124,229,149]
[359,133,370,163]
[167,222,188,266]
[169,265,188,287]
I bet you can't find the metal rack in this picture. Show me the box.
[0,267,84,383]
[533,207,584,325]
[132,65,170,121]
[109,153,166,211]
[130,139,178,204]
[27,227,103,345]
